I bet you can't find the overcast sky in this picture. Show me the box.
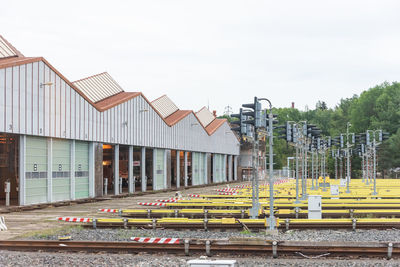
[1,1,400,115]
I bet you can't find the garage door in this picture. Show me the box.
[153,149,165,190]
[52,139,71,201]
[75,141,89,199]
[192,152,200,186]
[25,136,48,204]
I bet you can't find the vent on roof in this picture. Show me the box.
[196,107,215,127]
[0,36,18,59]
[151,95,179,118]
[73,72,124,103]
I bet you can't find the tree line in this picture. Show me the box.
[223,81,400,178]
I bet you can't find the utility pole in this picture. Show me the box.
[311,146,315,190]
[322,143,327,192]
[267,107,275,229]
[334,150,338,180]
[345,122,352,194]
[294,124,300,204]
[315,147,319,190]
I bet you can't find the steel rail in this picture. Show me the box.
[0,240,398,259]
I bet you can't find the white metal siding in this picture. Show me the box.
[0,60,239,155]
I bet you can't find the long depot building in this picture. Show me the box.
[0,35,240,207]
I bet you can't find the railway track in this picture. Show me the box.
[58,216,400,230]
[0,240,398,259]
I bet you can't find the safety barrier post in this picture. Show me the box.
[388,243,393,259]
[206,240,211,256]
[184,239,190,256]
[104,178,108,196]
[4,182,10,206]
[272,241,278,258]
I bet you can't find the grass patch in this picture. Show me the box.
[240,230,257,235]
[16,225,84,240]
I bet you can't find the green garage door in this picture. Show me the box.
[192,152,200,185]
[52,139,71,201]
[214,154,224,183]
[213,154,219,183]
[75,141,89,199]
[25,136,48,204]
[154,149,165,190]
[201,153,206,184]
[199,153,204,185]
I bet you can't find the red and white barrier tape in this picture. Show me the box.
[98,209,119,213]
[188,194,200,198]
[138,202,167,207]
[130,237,180,244]
[57,217,91,223]
[156,199,178,203]
[215,188,238,192]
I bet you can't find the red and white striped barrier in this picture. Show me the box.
[215,188,238,192]
[57,217,91,223]
[188,194,200,198]
[138,202,167,207]
[98,209,119,213]
[130,237,180,244]
[156,199,178,203]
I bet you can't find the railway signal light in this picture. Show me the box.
[332,137,340,147]
[326,136,332,147]
[379,131,390,142]
[231,108,247,135]
[242,97,262,128]
[340,134,344,148]
[275,121,292,142]
[292,126,298,143]
[366,131,371,146]
[359,133,367,144]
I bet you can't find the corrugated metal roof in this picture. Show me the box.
[196,107,215,127]
[0,35,18,59]
[151,95,179,118]
[94,92,141,111]
[206,118,226,135]
[164,110,191,126]
[73,72,124,103]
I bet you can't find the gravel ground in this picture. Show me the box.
[0,251,399,267]
[25,227,400,243]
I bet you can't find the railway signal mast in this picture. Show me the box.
[231,97,276,230]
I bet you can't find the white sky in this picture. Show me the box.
[1,1,400,114]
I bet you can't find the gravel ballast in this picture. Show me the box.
[25,227,400,243]
[1,251,400,267]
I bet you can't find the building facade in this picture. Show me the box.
[0,35,240,206]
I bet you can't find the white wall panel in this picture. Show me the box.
[0,60,239,156]
[19,65,26,134]
[25,64,32,134]
[12,66,19,133]
[5,67,12,133]
[31,62,39,135]
[0,68,4,132]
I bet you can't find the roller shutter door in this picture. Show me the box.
[199,153,205,185]
[75,141,89,199]
[52,139,71,201]
[192,152,200,186]
[154,149,165,190]
[25,136,48,204]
